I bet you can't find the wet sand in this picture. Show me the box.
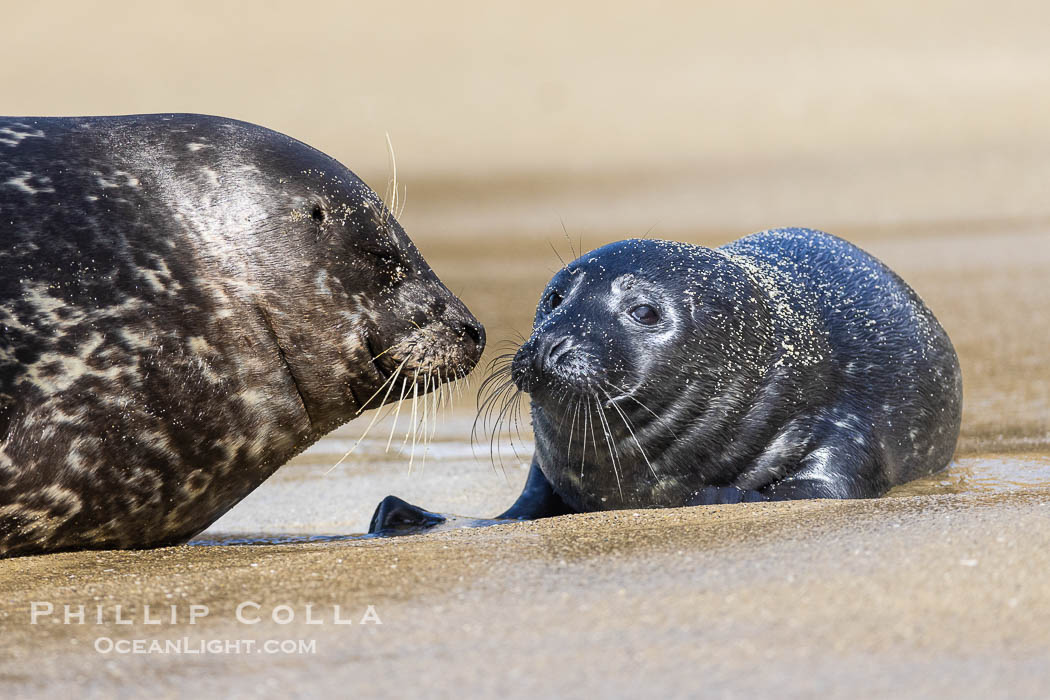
[4,2,1050,697]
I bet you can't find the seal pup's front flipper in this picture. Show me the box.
[495,461,576,520]
[367,461,576,537]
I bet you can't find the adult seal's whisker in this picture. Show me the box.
[386,378,411,452]
[327,355,412,474]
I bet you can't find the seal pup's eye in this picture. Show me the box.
[546,291,563,309]
[629,304,660,325]
[310,204,326,224]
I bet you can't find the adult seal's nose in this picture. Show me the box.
[459,318,486,361]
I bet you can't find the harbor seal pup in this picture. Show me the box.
[0,114,484,557]
[369,228,961,534]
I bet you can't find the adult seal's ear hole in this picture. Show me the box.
[0,113,484,558]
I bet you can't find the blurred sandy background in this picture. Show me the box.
[10,0,1048,449]
[3,2,1050,697]
[6,0,1049,447]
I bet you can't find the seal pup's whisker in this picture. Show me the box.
[567,398,581,461]
[496,383,526,470]
[470,349,533,475]
[494,383,525,466]
[483,383,514,473]
[474,378,508,446]
[473,358,514,435]
[547,238,568,270]
[602,387,658,479]
[602,379,678,441]
[473,370,507,440]
[473,381,502,465]
[512,389,528,459]
[559,219,580,262]
[593,396,624,500]
[587,398,605,485]
[582,400,593,479]
[513,383,530,446]
[491,393,511,472]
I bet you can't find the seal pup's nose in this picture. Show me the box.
[538,335,574,371]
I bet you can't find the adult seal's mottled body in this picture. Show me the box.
[370,228,962,534]
[0,114,484,557]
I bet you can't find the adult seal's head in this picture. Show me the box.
[0,114,484,557]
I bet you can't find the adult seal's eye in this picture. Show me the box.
[546,291,563,309]
[629,304,660,325]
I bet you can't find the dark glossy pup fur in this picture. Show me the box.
[370,228,961,534]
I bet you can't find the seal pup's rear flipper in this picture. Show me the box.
[366,497,514,537]
[367,461,576,537]
[368,495,446,536]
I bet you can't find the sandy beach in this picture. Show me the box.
[3,1,1050,697]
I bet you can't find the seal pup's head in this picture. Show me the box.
[508,239,772,510]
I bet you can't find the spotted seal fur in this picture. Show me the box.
[0,114,484,557]
[370,228,961,534]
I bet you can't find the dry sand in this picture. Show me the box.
[2,1,1050,698]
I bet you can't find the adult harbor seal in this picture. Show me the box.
[370,228,961,534]
[0,114,484,557]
